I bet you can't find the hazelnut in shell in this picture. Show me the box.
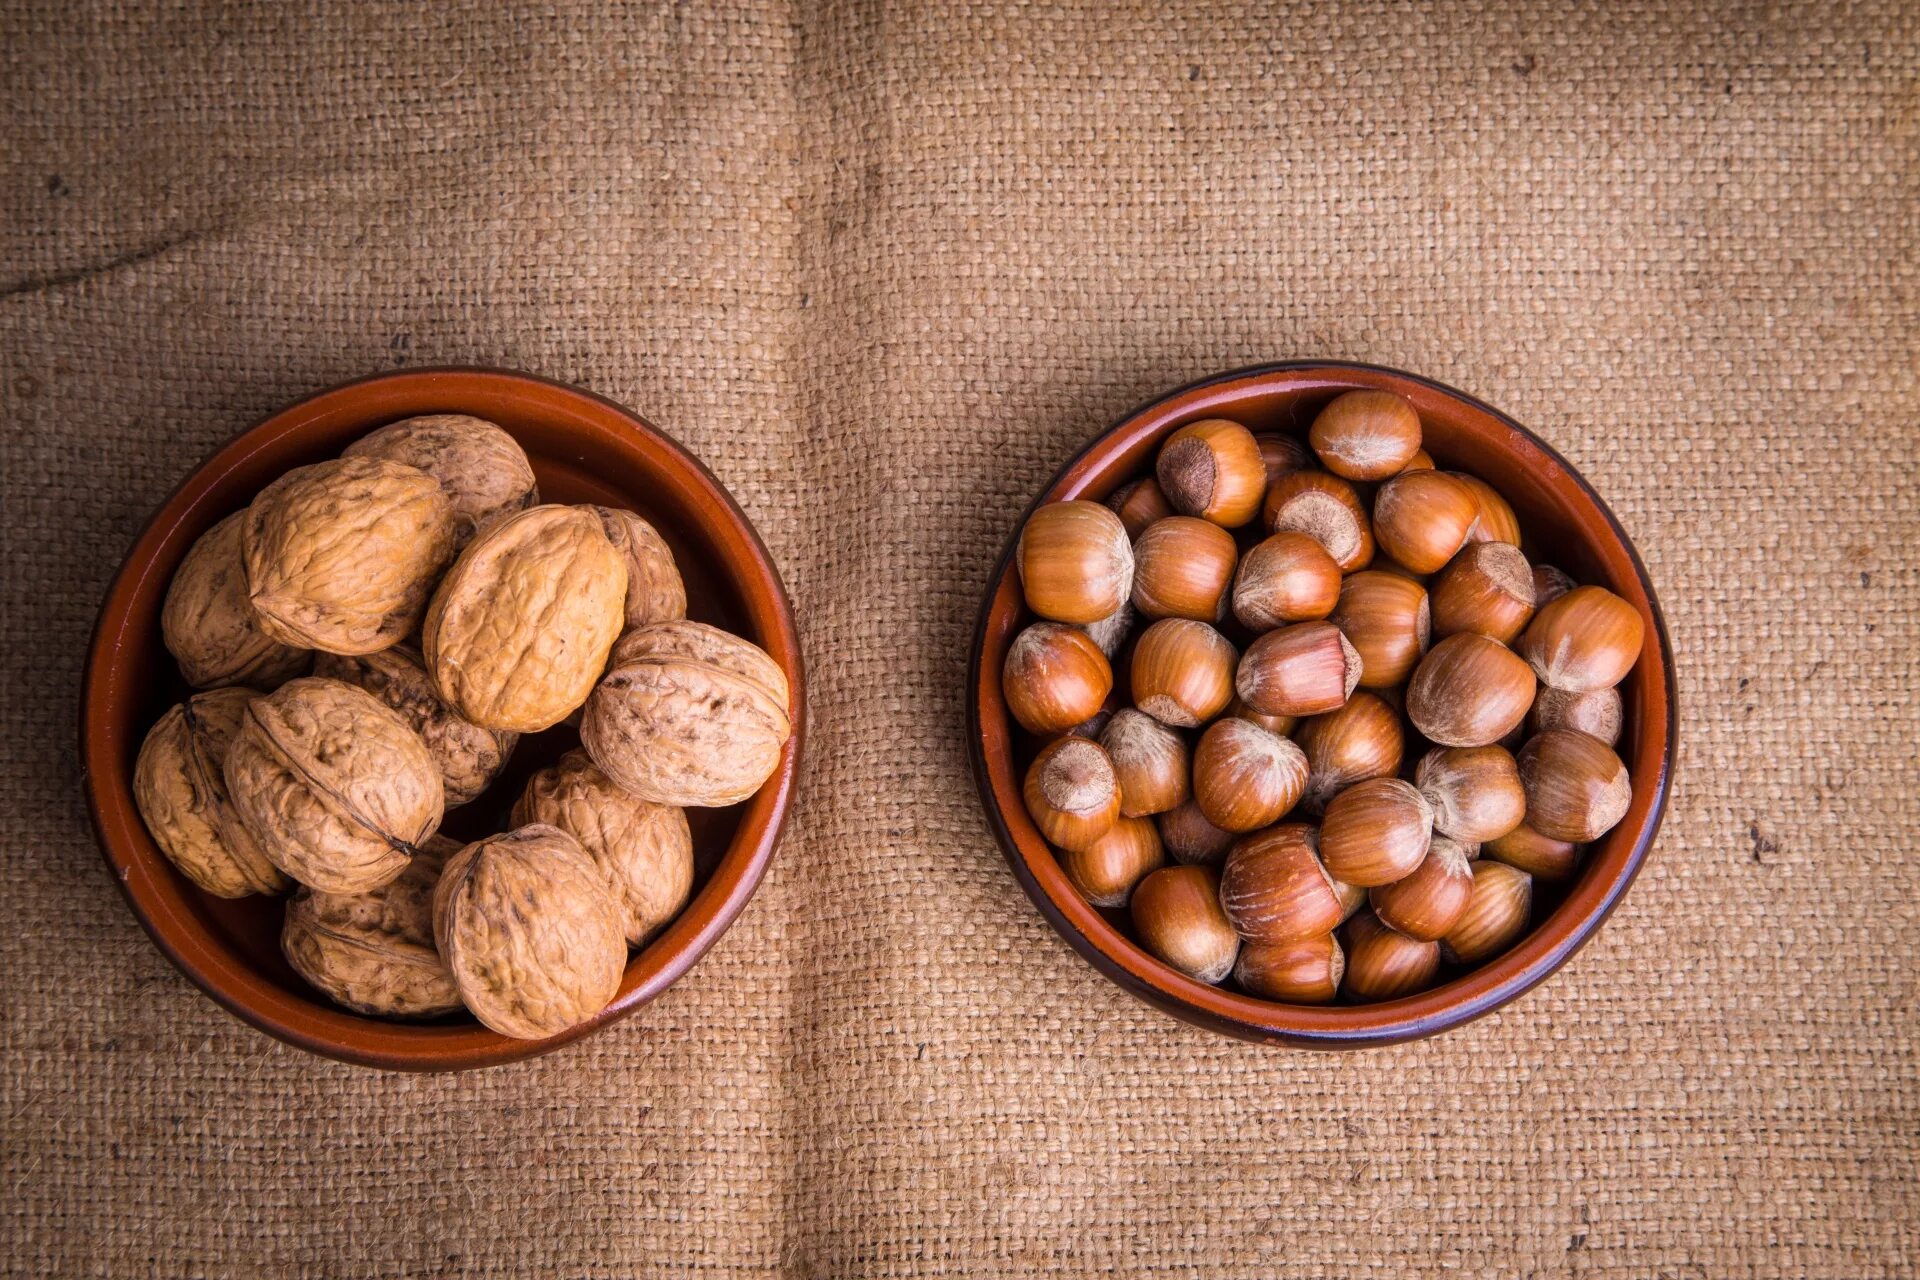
[1516,729,1631,842]
[1235,621,1362,718]
[1331,875,1368,924]
[1518,585,1644,693]
[1253,432,1312,486]
[1131,516,1238,621]
[1131,865,1239,984]
[1002,622,1113,736]
[1060,815,1165,908]
[1231,531,1342,631]
[1368,835,1475,942]
[1191,717,1309,834]
[1484,821,1581,881]
[586,506,688,630]
[1307,389,1422,480]
[1263,470,1374,572]
[1532,564,1576,608]
[281,834,462,1019]
[161,512,310,690]
[1099,709,1189,818]
[1155,418,1266,528]
[1371,471,1478,574]
[1405,633,1538,748]
[1234,933,1344,1004]
[1342,911,1441,1001]
[1130,619,1236,728]
[1529,684,1624,746]
[1218,824,1344,946]
[1106,477,1176,540]
[133,687,288,898]
[1156,799,1236,867]
[1021,737,1121,853]
[1430,541,1535,645]
[313,646,517,807]
[1413,745,1527,844]
[1329,569,1431,688]
[1294,691,1405,812]
[1441,861,1533,965]
[1079,600,1134,659]
[1225,696,1296,737]
[1318,777,1433,888]
[1449,472,1522,547]
[1016,500,1134,625]
[1398,449,1436,474]
[344,414,538,549]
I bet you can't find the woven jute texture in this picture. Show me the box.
[4,1,1917,1275]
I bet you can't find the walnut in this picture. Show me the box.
[161,512,310,689]
[132,687,289,898]
[581,620,792,807]
[513,750,693,947]
[586,506,687,630]
[344,415,539,548]
[432,824,627,1040]
[312,646,516,807]
[281,834,462,1018]
[421,505,627,733]
[243,456,456,654]
[222,676,444,893]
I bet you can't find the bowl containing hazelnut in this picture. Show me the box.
[82,368,804,1070]
[968,362,1674,1045]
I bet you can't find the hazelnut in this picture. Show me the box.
[344,414,538,548]
[1155,418,1266,528]
[1021,737,1121,853]
[1413,745,1527,843]
[1156,799,1236,866]
[1318,777,1433,887]
[1307,390,1422,480]
[1017,500,1134,624]
[133,687,288,899]
[281,834,462,1019]
[1236,621,1362,717]
[1262,470,1374,572]
[1253,432,1312,486]
[1130,865,1239,984]
[1450,472,1523,546]
[1294,691,1405,811]
[1329,569,1431,688]
[243,456,457,655]
[1079,601,1135,659]
[1060,815,1165,908]
[161,512,310,690]
[1371,471,1478,574]
[586,506,688,631]
[1441,861,1533,965]
[1218,824,1344,946]
[313,646,517,808]
[1003,622,1114,735]
[1105,477,1176,540]
[1235,932,1345,1004]
[1342,911,1441,1001]
[1430,541,1535,644]
[1518,585,1644,693]
[1131,515,1238,621]
[1529,684,1624,746]
[1231,531,1342,631]
[1192,717,1309,833]
[1369,834,1475,941]
[1484,821,1581,881]
[1099,709,1190,817]
[1331,875,1368,924]
[1405,633,1537,748]
[1516,729,1631,842]
[1225,696,1296,737]
[1130,619,1236,728]
[1532,563,1576,608]
[1398,449,1436,474]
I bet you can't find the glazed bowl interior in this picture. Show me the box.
[83,368,803,1071]
[969,362,1674,1046]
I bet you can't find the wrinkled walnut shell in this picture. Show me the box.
[243,456,456,654]
[313,646,516,807]
[421,505,628,733]
[344,415,539,548]
[223,677,445,894]
[581,621,792,807]
[587,506,687,630]
[281,834,462,1018]
[513,749,694,947]
[162,512,312,689]
[432,824,628,1040]
[133,687,288,898]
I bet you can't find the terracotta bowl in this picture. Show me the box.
[968,362,1675,1046]
[82,368,804,1071]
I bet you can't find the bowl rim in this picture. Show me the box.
[81,366,806,1071]
[967,360,1677,1046]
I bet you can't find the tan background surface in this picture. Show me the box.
[4,1,1917,1275]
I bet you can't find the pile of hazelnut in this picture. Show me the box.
[133,415,792,1039]
[1005,392,1640,1003]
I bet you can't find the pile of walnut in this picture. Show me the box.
[1006,392,1640,1003]
[133,415,792,1039]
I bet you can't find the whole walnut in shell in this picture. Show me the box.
[586,506,687,630]
[344,415,539,548]
[432,824,628,1040]
[581,620,792,807]
[281,834,462,1018]
[243,456,456,654]
[223,677,445,894]
[161,512,310,689]
[133,687,289,898]
[421,505,627,733]
[313,646,516,807]
[513,749,693,947]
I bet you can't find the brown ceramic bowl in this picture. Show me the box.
[968,362,1675,1046]
[83,368,804,1071]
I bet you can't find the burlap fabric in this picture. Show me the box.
[4,1,1916,1275]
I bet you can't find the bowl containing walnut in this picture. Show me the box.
[82,368,804,1070]
[968,362,1675,1046]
